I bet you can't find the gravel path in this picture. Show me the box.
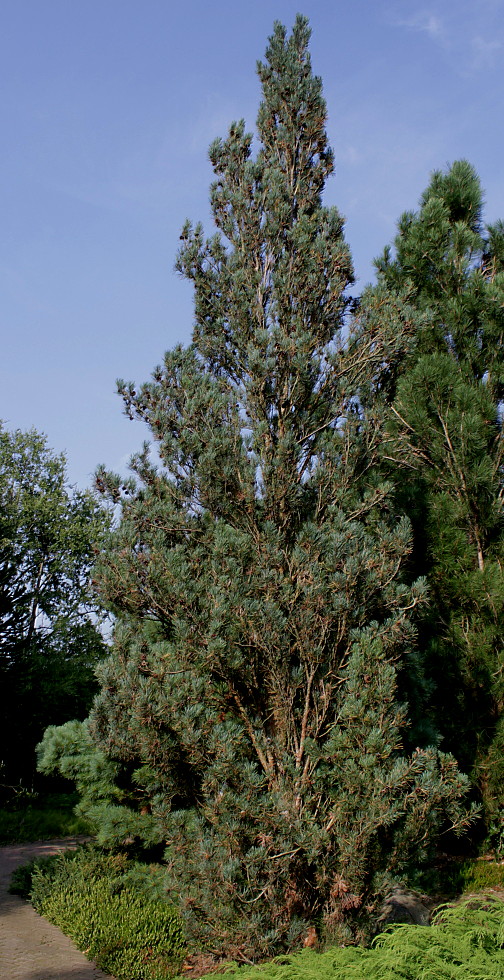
[0,838,115,980]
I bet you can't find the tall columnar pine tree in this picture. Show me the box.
[374,162,504,825]
[71,19,473,956]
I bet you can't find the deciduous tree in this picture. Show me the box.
[0,425,108,794]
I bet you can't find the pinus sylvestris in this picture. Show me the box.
[374,161,504,825]
[84,17,473,958]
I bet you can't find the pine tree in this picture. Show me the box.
[374,161,504,827]
[75,19,473,957]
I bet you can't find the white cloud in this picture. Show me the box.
[407,12,443,39]
[386,1,504,73]
[471,35,502,69]
[389,8,446,44]
[335,144,365,165]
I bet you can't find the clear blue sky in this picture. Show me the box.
[1,0,503,488]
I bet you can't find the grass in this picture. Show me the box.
[460,857,504,892]
[0,792,92,844]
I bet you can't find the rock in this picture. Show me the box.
[377,887,432,928]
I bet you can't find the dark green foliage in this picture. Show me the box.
[373,162,504,819]
[205,899,504,980]
[415,855,504,899]
[38,720,164,853]
[485,807,504,860]
[0,791,91,844]
[9,853,59,898]
[27,846,185,980]
[0,425,109,795]
[49,18,476,959]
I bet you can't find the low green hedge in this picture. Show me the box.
[21,846,185,980]
[36,879,185,979]
[9,853,60,899]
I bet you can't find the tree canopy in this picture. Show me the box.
[0,424,108,795]
[373,161,504,823]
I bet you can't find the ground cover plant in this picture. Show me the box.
[11,847,504,980]
[460,859,504,893]
[11,845,185,980]
[8,852,60,899]
[204,899,504,980]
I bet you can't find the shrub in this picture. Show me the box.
[37,881,185,979]
[27,846,185,980]
[207,898,504,980]
[484,809,504,860]
[8,854,60,899]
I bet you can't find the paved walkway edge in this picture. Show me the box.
[0,838,115,980]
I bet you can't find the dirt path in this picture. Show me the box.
[0,838,115,980]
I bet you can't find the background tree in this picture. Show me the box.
[42,18,474,958]
[373,161,504,828]
[0,424,108,797]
